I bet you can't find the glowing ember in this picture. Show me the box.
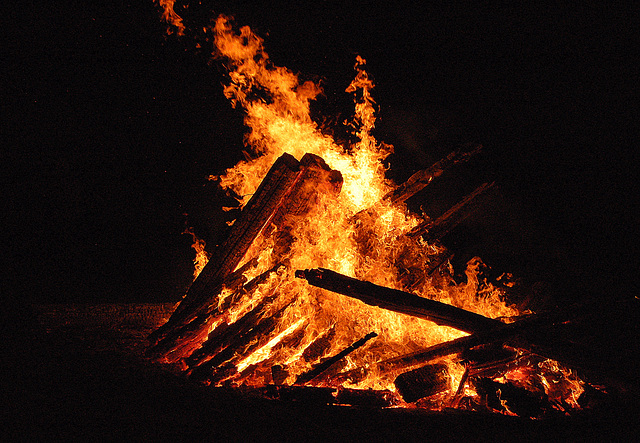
[148,7,588,416]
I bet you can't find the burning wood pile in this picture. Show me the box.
[147,149,592,417]
[146,13,607,417]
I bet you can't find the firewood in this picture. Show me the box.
[381,144,482,206]
[367,306,590,376]
[474,377,552,418]
[185,291,280,368]
[295,268,501,333]
[146,313,212,361]
[231,322,308,384]
[181,157,342,368]
[295,332,378,385]
[147,257,258,354]
[216,262,284,316]
[149,153,342,362]
[189,303,289,382]
[424,250,455,276]
[394,363,450,403]
[302,325,337,363]
[269,153,342,230]
[450,364,470,408]
[464,345,535,379]
[208,315,279,384]
[149,153,301,344]
[267,153,343,263]
[407,181,497,241]
[271,365,289,385]
[334,387,397,408]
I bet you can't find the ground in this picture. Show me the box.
[3,303,638,441]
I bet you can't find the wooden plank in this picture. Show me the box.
[381,144,481,206]
[295,268,501,333]
[146,257,259,358]
[189,303,289,383]
[185,291,281,369]
[295,332,378,385]
[407,182,497,241]
[169,154,301,323]
[149,153,302,345]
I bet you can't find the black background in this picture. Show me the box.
[4,1,638,306]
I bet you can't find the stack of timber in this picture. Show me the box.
[145,147,614,414]
[147,152,343,367]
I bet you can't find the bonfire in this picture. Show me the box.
[147,7,595,417]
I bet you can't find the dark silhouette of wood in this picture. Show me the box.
[407,182,497,241]
[146,258,260,360]
[394,363,450,403]
[295,332,378,385]
[353,305,597,380]
[381,145,482,206]
[295,268,501,333]
[185,291,281,369]
[302,325,337,363]
[190,303,289,382]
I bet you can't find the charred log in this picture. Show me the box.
[215,262,284,317]
[474,377,552,418]
[380,144,482,206]
[450,364,470,408]
[407,182,497,241]
[367,305,593,377]
[295,331,378,385]
[230,323,308,385]
[271,365,289,385]
[190,303,289,382]
[150,153,302,344]
[267,153,343,262]
[149,153,342,363]
[334,387,397,408]
[146,258,260,358]
[394,363,450,403]
[295,268,500,333]
[185,291,281,369]
[146,313,212,362]
[302,325,337,363]
[464,346,535,379]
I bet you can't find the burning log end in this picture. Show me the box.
[294,268,317,280]
[394,363,451,403]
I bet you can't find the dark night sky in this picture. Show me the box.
[4,2,638,306]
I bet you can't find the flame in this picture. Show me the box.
[183,227,210,279]
[152,11,587,413]
[155,1,185,36]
